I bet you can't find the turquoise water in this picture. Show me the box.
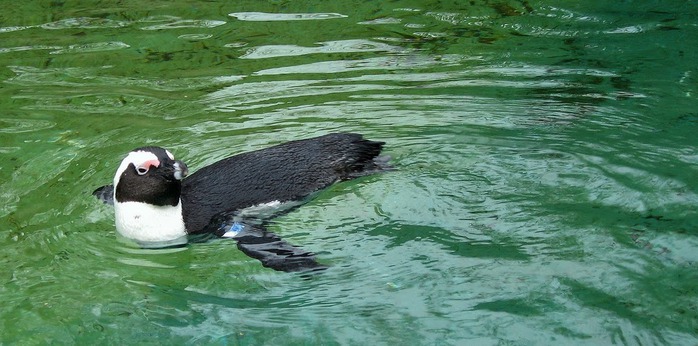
[1,0,697,344]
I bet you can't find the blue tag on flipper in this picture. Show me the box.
[221,222,245,238]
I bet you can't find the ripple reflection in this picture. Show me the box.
[230,12,348,21]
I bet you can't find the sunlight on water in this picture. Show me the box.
[230,12,349,21]
[0,0,697,344]
[240,39,405,59]
[140,19,227,30]
[49,41,131,55]
[41,17,129,30]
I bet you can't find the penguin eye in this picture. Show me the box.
[133,159,159,176]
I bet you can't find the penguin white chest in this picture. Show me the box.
[114,201,187,243]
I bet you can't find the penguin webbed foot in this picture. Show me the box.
[207,213,327,273]
[236,236,328,272]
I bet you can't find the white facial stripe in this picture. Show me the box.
[113,150,161,190]
[165,150,175,160]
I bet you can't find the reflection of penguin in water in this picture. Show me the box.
[93,133,390,272]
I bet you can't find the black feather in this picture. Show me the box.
[181,133,388,233]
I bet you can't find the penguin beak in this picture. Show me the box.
[173,160,188,180]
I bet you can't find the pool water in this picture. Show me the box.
[1,0,697,344]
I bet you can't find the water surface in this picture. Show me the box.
[1,0,697,344]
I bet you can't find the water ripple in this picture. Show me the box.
[0,45,61,54]
[0,118,56,133]
[141,19,226,30]
[254,55,463,75]
[205,80,390,111]
[6,65,241,92]
[358,18,402,25]
[41,17,129,29]
[229,12,348,21]
[178,34,213,41]
[0,26,31,33]
[49,41,130,54]
[240,39,405,59]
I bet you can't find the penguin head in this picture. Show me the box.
[113,146,189,207]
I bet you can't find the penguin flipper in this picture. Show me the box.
[92,184,114,205]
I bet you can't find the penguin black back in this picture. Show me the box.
[181,133,387,232]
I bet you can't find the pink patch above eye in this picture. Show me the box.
[142,159,160,168]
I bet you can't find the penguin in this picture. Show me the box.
[93,133,389,272]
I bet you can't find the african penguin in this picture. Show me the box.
[93,133,390,271]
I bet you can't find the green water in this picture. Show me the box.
[1,0,697,344]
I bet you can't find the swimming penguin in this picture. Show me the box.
[93,133,389,272]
